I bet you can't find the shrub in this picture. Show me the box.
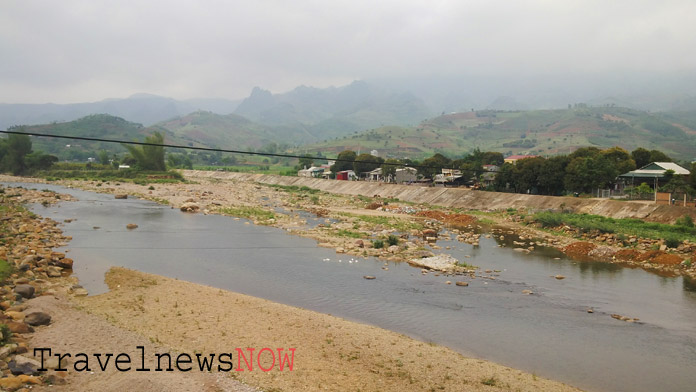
[386,235,399,246]
[665,237,681,249]
[676,215,694,228]
[372,239,384,249]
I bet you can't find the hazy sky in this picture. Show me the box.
[2,0,695,103]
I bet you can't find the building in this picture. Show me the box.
[618,162,690,188]
[504,155,538,164]
[365,168,383,181]
[298,166,325,178]
[394,167,418,183]
[336,170,357,181]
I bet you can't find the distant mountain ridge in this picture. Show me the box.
[235,81,432,140]
[0,94,241,130]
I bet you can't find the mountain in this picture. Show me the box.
[301,107,696,161]
[234,81,432,140]
[9,114,183,161]
[0,94,241,130]
[154,110,314,150]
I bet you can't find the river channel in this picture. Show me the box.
[7,182,696,392]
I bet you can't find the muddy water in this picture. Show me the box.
[8,182,696,392]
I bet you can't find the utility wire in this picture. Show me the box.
[0,129,499,174]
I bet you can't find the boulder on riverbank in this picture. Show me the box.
[408,254,461,272]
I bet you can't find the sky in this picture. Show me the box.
[2,0,696,104]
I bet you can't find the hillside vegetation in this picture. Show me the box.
[304,107,696,161]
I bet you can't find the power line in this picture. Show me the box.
[0,129,498,174]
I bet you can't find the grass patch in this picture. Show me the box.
[0,259,12,283]
[219,206,275,222]
[266,184,321,194]
[335,229,366,239]
[532,211,696,242]
[37,165,184,184]
[481,376,498,386]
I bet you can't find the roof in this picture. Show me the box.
[619,162,690,179]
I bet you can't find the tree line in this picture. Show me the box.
[322,146,696,195]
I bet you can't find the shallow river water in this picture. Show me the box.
[7,182,696,392]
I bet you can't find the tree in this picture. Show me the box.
[331,150,356,173]
[353,153,383,174]
[3,133,32,175]
[649,149,672,163]
[494,163,518,192]
[98,150,110,165]
[601,147,635,176]
[122,131,166,171]
[297,155,314,170]
[564,156,615,193]
[631,148,651,168]
[537,155,570,195]
[421,153,451,179]
[381,158,401,181]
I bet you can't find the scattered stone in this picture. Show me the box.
[8,355,41,375]
[114,194,128,199]
[455,281,469,287]
[445,281,452,285]
[180,202,200,213]
[6,321,33,334]
[24,311,51,326]
[0,375,41,390]
[521,289,533,295]
[73,288,89,297]
[126,223,138,230]
[587,308,594,313]
[363,275,376,280]
[554,275,566,280]
[13,285,34,299]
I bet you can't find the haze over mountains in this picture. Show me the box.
[3,78,696,161]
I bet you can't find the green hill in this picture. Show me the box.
[300,107,696,161]
[8,114,177,161]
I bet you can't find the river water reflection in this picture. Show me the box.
[6,182,696,392]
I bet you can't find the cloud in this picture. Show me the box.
[1,0,695,103]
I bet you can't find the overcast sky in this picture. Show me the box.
[2,0,696,104]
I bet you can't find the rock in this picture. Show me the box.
[445,281,452,285]
[455,281,469,287]
[72,288,89,297]
[587,308,594,313]
[24,312,51,326]
[554,275,566,280]
[408,254,460,272]
[13,285,34,299]
[0,375,41,389]
[114,194,128,199]
[5,311,25,321]
[8,355,41,375]
[180,202,200,213]
[0,344,17,359]
[387,245,400,253]
[55,257,73,269]
[354,240,364,248]
[43,373,67,385]
[7,321,33,334]
[363,275,376,280]
[521,289,533,295]
[335,247,345,254]
[126,223,138,230]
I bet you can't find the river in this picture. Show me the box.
[7,182,696,392]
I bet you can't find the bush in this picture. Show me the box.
[676,215,694,228]
[372,239,384,249]
[386,235,399,246]
[534,211,563,227]
[665,237,681,249]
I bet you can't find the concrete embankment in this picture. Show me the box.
[186,171,694,224]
